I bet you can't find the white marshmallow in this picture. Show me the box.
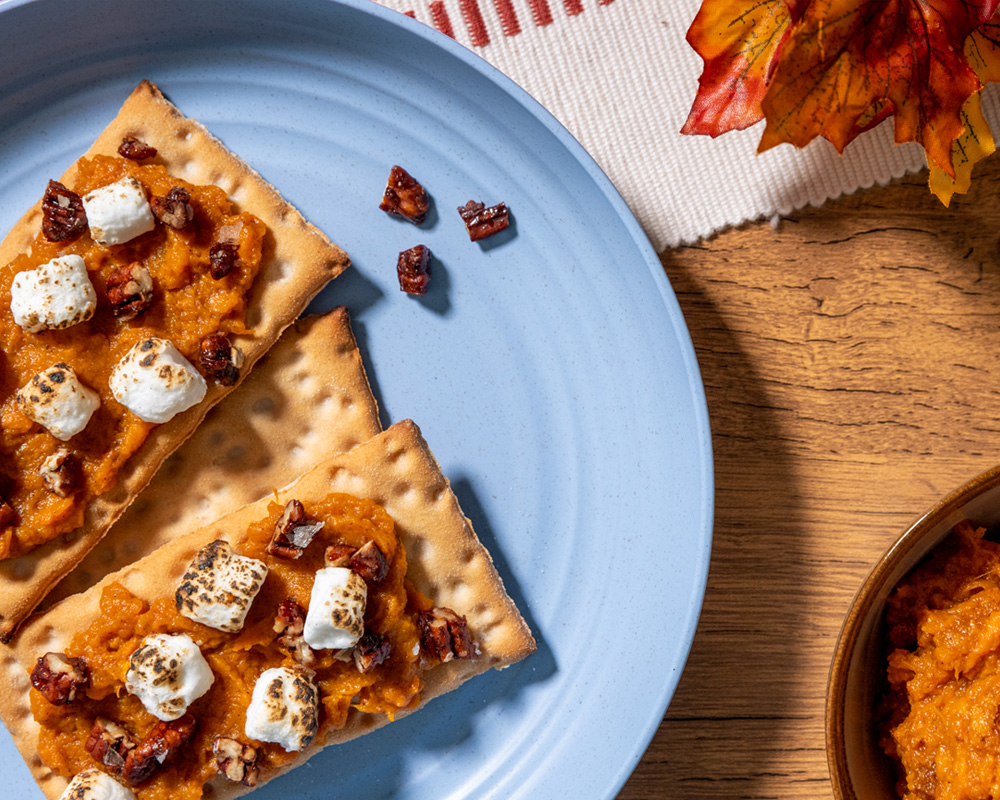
[16,363,99,441]
[303,567,367,651]
[83,176,156,245]
[10,255,97,333]
[176,540,268,632]
[125,633,214,721]
[58,769,136,800]
[244,666,319,752]
[109,338,206,423]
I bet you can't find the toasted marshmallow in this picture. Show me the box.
[244,666,319,752]
[58,769,136,800]
[125,633,214,721]
[10,255,97,333]
[82,176,156,245]
[303,567,367,651]
[176,540,268,632]
[17,363,99,441]
[109,337,207,423]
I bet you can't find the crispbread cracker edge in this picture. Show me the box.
[0,80,351,637]
[41,306,382,608]
[0,420,535,800]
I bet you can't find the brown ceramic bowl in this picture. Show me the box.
[826,464,1000,800]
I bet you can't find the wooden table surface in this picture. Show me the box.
[617,155,1000,799]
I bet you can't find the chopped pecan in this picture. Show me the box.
[121,715,196,787]
[350,540,389,583]
[213,736,260,787]
[457,200,509,241]
[30,652,89,705]
[106,261,154,320]
[396,244,432,295]
[268,499,324,559]
[118,136,157,160]
[209,242,238,279]
[199,333,244,386]
[40,448,80,498]
[417,607,477,662]
[324,544,355,568]
[150,186,194,229]
[379,165,430,224]
[273,598,316,667]
[353,631,391,673]
[85,717,137,774]
[41,180,87,242]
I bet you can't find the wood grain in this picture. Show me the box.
[618,155,1000,799]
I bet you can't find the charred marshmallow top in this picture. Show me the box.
[82,176,156,246]
[10,254,97,333]
[125,633,214,721]
[175,540,268,633]
[16,363,100,441]
[57,768,136,800]
[109,337,207,423]
[244,666,319,752]
[303,567,367,651]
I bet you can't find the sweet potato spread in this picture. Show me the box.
[880,520,1000,800]
[0,155,264,558]
[30,493,431,800]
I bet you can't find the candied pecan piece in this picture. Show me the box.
[118,136,157,160]
[150,186,194,229]
[121,715,196,787]
[209,242,238,279]
[273,598,316,667]
[213,736,260,787]
[106,261,154,320]
[41,180,87,242]
[324,543,355,568]
[353,631,391,673]
[40,448,80,498]
[199,333,244,386]
[30,652,89,705]
[350,540,389,583]
[417,607,477,662]
[379,165,430,224]
[457,199,509,241]
[268,499,324,559]
[396,244,432,295]
[85,717,138,775]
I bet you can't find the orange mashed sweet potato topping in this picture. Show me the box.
[32,493,427,800]
[0,154,264,558]
[881,520,1000,800]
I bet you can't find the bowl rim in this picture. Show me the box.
[825,462,1000,800]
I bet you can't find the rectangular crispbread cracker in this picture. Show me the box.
[0,80,351,638]
[41,306,382,609]
[0,420,536,800]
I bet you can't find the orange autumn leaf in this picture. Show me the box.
[682,0,793,135]
[758,0,996,175]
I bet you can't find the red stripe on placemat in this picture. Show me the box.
[563,0,583,15]
[404,9,416,16]
[494,0,521,35]
[429,0,455,37]
[529,0,552,26]
[597,0,615,5]
[459,0,490,45]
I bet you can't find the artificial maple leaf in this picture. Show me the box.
[757,0,999,176]
[682,0,792,135]
[927,18,1000,203]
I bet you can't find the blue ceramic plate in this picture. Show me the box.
[0,1,713,797]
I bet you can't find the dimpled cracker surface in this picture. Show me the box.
[41,307,382,608]
[0,80,350,638]
[0,420,535,800]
